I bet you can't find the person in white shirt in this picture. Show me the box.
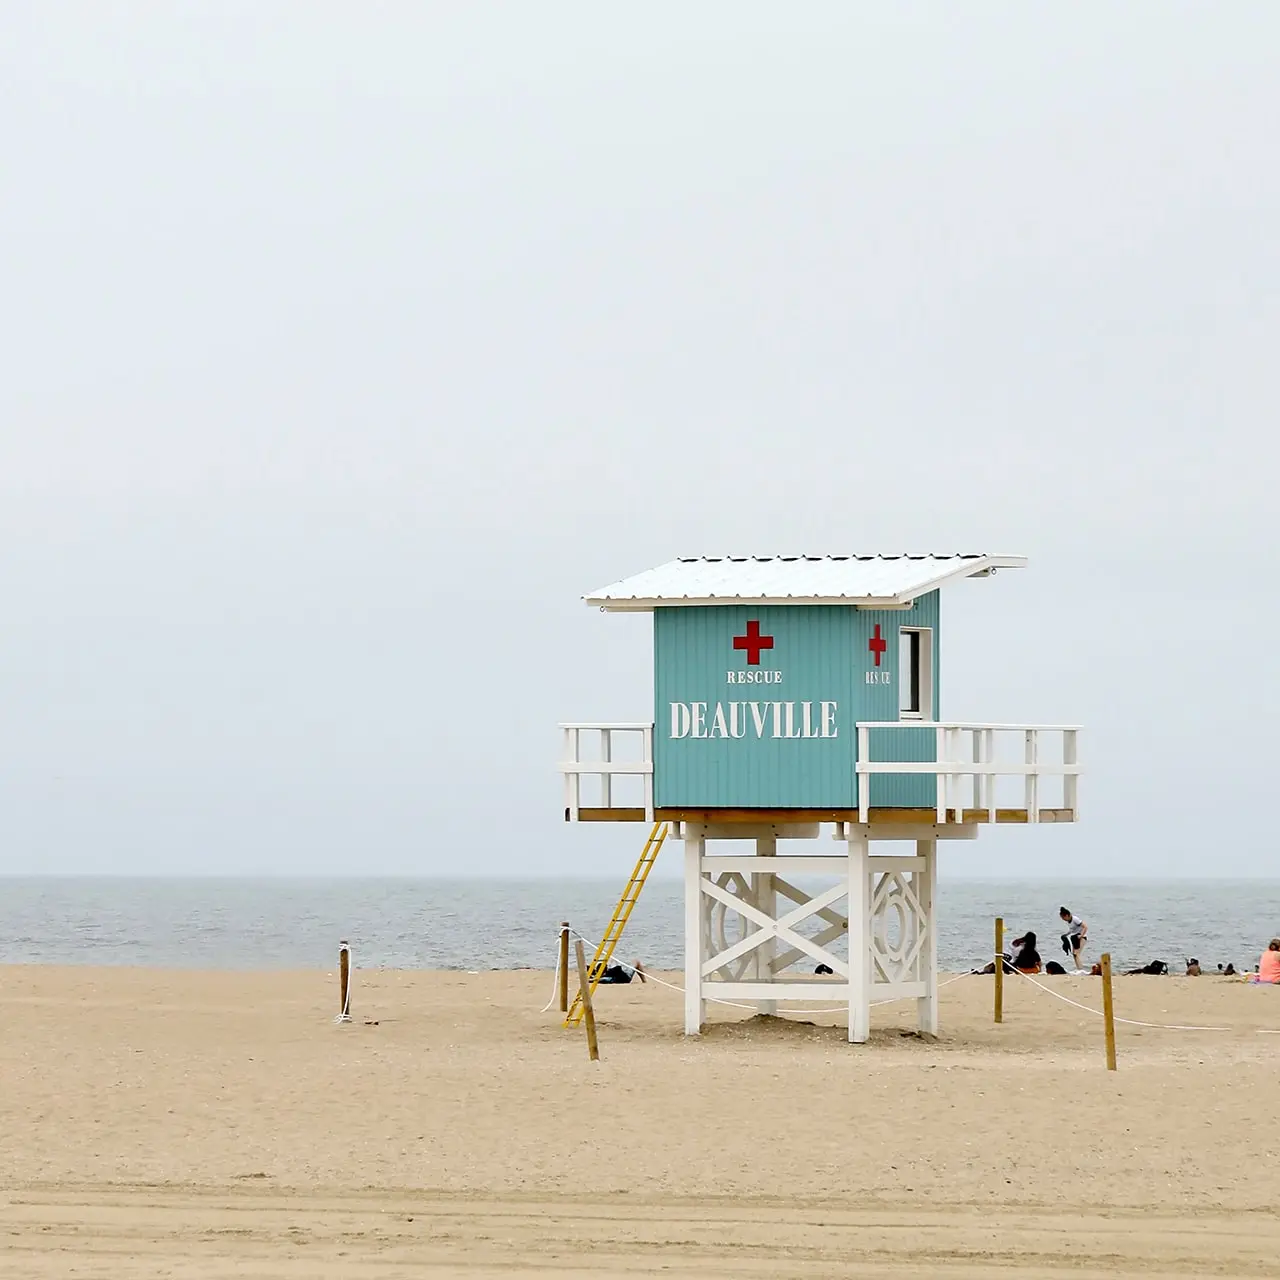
[1059,907,1087,972]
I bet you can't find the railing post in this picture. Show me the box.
[971,727,984,814]
[1024,729,1039,823]
[570,727,582,820]
[857,724,870,822]
[951,725,965,818]
[985,728,996,822]
[642,724,654,821]
[600,728,612,810]
[934,724,947,823]
[1063,729,1079,819]
[562,727,573,819]
[942,725,952,819]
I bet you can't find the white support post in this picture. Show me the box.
[916,837,938,1035]
[971,727,984,814]
[847,828,870,1044]
[754,834,777,1015]
[684,832,705,1035]
[600,728,612,810]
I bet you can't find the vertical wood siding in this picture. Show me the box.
[652,592,943,810]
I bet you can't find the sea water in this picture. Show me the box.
[1,877,1277,975]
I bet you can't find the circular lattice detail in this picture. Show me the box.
[872,872,926,985]
[877,896,908,962]
[706,872,753,981]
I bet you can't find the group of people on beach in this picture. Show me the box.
[975,907,1090,976]
[977,907,1280,983]
[1129,943,1280,981]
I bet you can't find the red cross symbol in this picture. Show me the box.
[732,620,774,665]
[868,624,887,666]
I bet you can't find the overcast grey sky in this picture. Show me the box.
[1,3,1276,878]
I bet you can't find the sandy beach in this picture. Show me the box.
[2,964,1279,1277]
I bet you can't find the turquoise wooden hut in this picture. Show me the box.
[559,554,1080,1040]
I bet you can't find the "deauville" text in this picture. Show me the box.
[669,701,837,740]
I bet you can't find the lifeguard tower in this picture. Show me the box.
[559,554,1080,1042]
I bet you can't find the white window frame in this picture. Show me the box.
[898,627,934,721]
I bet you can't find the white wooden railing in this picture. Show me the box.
[855,722,1081,824]
[560,722,654,821]
[560,719,1080,826]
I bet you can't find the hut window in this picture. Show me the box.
[898,627,932,719]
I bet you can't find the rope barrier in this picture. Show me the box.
[542,929,1273,1035]
[555,927,969,1016]
[1001,958,1233,1032]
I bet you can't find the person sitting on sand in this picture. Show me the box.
[1247,939,1280,985]
[1010,931,1041,974]
[973,931,1039,975]
[597,960,646,985]
[1059,907,1088,972]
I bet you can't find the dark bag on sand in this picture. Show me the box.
[1044,960,1067,975]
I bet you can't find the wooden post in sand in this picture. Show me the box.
[558,922,570,1013]
[994,917,1004,1024]
[337,940,352,1023]
[573,939,600,1062]
[1101,952,1117,1071]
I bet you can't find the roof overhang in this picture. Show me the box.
[584,554,1028,612]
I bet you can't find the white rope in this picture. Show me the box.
[1004,961,1231,1032]
[540,931,566,1013]
[557,928,969,1016]
[624,962,757,1010]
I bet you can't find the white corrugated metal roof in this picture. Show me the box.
[585,554,1026,610]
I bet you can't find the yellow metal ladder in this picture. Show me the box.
[565,821,669,1027]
